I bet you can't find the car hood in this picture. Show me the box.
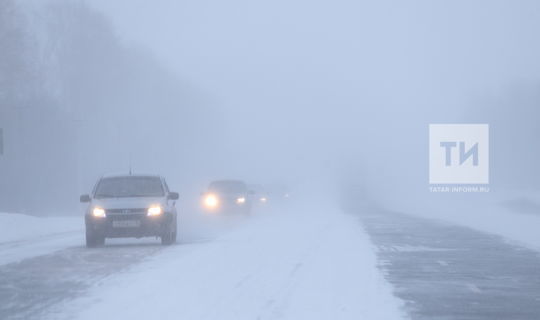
[91,197,166,209]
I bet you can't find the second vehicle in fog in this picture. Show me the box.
[202,180,253,215]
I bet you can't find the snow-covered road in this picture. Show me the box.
[0,204,405,320]
[54,204,404,320]
[360,209,540,320]
[3,204,540,320]
[0,242,163,320]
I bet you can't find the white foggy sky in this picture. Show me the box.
[86,0,540,193]
[3,0,538,215]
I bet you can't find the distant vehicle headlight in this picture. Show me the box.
[260,197,267,203]
[204,194,219,208]
[147,205,163,216]
[92,207,106,218]
[236,197,246,204]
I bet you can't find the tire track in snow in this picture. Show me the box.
[0,242,164,320]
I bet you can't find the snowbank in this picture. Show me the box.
[0,212,82,244]
[0,212,83,265]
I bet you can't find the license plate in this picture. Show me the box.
[112,220,140,228]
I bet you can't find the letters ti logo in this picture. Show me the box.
[429,124,489,184]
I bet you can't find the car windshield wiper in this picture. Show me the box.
[94,194,161,198]
[94,194,118,198]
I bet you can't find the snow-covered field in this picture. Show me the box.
[48,203,406,320]
[0,212,83,265]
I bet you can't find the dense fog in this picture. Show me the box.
[1,0,540,215]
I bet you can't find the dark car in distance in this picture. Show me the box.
[80,174,179,247]
[201,180,253,214]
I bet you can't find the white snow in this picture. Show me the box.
[0,212,83,265]
[50,203,406,320]
[405,188,540,252]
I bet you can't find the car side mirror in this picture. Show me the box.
[80,194,91,203]
[168,192,179,200]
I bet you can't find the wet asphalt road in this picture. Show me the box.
[0,241,163,320]
[359,210,540,320]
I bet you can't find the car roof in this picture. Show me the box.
[100,173,163,179]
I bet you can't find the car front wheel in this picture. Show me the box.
[161,231,173,245]
[86,231,105,248]
[161,217,177,245]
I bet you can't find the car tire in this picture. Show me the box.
[97,235,105,246]
[86,231,105,248]
[85,231,95,248]
[173,217,178,243]
[161,217,177,245]
[161,232,173,245]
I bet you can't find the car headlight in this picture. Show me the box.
[260,197,267,203]
[236,197,246,204]
[204,194,219,208]
[92,207,106,218]
[147,205,163,217]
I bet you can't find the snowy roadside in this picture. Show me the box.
[396,189,540,252]
[433,202,540,251]
[50,204,406,320]
[0,212,83,265]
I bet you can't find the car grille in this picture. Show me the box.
[106,208,147,215]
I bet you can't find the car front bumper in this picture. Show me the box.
[85,213,173,238]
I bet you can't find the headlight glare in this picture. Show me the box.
[147,205,163,216]
[92,207,106,218]
[204,194,219,208]
[236,197,246,204]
